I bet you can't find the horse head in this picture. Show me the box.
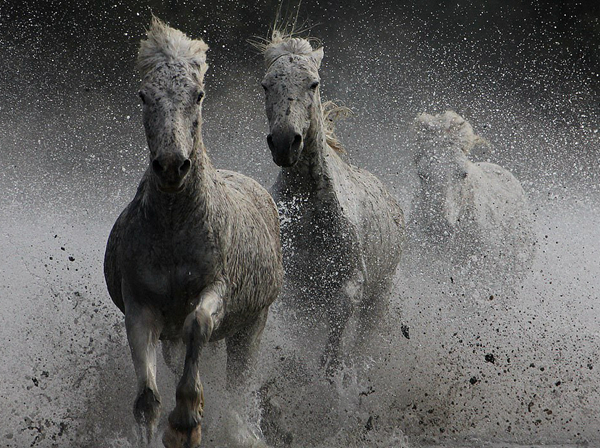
[260,33,324,167]
[137,17,209,193]
[412,110,487,184]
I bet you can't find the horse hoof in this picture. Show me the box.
[162,424,201,448]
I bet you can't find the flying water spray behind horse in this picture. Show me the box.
[104,17,282,448]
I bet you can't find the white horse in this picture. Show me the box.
[104,18,282,448]
[410,110,536,290]
[259,32,405,376]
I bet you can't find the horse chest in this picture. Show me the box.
[279,197,357,289]
[124,232,220,309]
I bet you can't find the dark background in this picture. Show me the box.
[3,0,600,89]
[1,1,599,216]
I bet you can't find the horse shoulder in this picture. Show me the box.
[214,169,283,308]
[325,155,405,280]
[217,169,279,230]
[104,183,147,314]
[322,154,364,219]
[332,158,404,236]
[458,161,536,263]
[337,156,400,212]
[470,162,529,217]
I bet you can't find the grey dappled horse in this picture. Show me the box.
[104,18,282,448]
[410,110,536,290]
[259,32,405,376]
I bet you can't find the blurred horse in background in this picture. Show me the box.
[409,110,536,293]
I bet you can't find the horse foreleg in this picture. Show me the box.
[163,286,224,448]
[223,308,270,447]
[322,273,363,378]
[124,305,162,445]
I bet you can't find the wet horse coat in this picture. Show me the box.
[104,18,282,447]
[260,33,405,375]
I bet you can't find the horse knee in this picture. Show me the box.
[183,308,213,345]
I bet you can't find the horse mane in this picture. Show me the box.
[137,16,209,78]
[323,101,351,154]
[415,111,488,155]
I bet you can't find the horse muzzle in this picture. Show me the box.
[152,154,191,193]
[267,132,303,167]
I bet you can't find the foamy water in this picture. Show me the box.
[1,182,599,447]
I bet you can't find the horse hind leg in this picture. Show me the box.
[124,305,163,445]
[162,339,185,377]
[226,308,269,389]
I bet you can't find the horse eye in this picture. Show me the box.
[309,80,320,90]
[196,91,205,103]
[138,91,147,104]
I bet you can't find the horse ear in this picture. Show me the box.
[414,113,436,134]
[310,47,324,68]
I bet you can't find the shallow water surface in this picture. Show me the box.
[1,187,599,447]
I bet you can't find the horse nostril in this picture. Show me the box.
[179,159,191,176]
[292,134,302,148]
[152,159,163,174]
[267,134,274,151]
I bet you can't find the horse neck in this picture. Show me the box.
[143,141,219,228]
[418,150,468,229]
[282,98,332,190]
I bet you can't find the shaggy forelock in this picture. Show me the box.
[137,16,209,78]
[260,31,318,67]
